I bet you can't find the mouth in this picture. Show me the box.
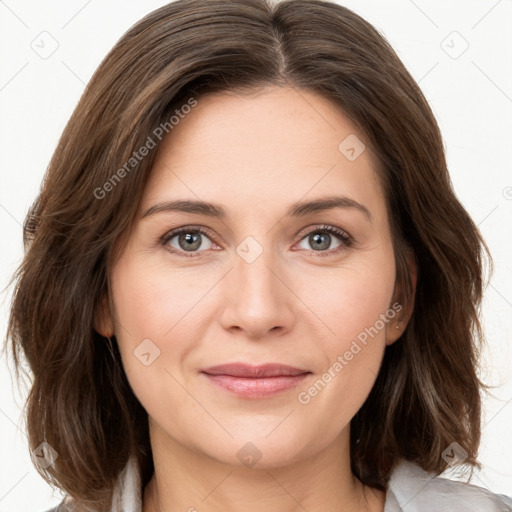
[201,363,312,398]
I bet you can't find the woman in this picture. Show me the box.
[6,0,511,510]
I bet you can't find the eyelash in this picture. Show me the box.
[159,224,353,258]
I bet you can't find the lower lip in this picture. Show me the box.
[202,373,310,398]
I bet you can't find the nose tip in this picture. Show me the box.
[219,254,295,339]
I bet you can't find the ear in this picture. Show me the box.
[385,249,417,346]
[94,293,114,337]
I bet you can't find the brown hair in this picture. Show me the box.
[5,0,492,509]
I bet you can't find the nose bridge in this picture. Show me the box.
[219,234,295,337]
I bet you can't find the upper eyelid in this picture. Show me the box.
[295,224,350,240]
[162,225,218,243]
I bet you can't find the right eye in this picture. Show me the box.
[161,226,219,257]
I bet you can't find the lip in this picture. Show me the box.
[201,363,310,378]
[201,363,311,398]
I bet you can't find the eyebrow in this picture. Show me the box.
[141,195,372,222]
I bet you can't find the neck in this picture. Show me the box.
[142,422,385,512]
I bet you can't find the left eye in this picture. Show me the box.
[161,225,352,257]
[296,226,349,253]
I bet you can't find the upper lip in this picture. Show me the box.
[201,363,310,378]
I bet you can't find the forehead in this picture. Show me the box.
[141,86,386,222]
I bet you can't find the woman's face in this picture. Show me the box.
[99,86,408,468]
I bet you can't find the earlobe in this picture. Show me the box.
[386,250,417,346]
[385,323,402,346]
[94,293,114,337]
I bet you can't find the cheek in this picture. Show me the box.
[108,256,195,415]
[110,254,211,341]
[293,257,396,414]
[303,259,396,347]
[109,253,224,409]
[108,256,180,382]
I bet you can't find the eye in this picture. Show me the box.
[295,224,352,255]
[161,226,218,257]
[160,224,353,258]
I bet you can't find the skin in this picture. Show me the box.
[96,85,416,512]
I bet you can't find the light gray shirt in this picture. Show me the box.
[51,456,512,511]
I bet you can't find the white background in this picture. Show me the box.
[1,0,511,510]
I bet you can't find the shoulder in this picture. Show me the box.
[40,497,80,512]
[40,501,67,512]
[385,459,512,511]
[39,455,142,512]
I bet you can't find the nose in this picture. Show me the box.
[219,243,297,340]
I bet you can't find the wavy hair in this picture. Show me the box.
[5,0,491,509]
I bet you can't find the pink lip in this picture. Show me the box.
[202,363,309,377]
[201,363,311,398]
